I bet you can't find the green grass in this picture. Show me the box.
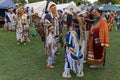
[0,28,120,80]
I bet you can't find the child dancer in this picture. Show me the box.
[21,9,30,45]
[62,16,84,78]
[16,8,23,45]
[46,25,57,68]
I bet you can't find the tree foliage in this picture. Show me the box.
[98,0,120,4]
[94,1,101,5]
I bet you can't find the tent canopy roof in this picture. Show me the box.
[103,4,120,11]
[57,2,79,12]
[0,0,15,9]
[92,4,120,11]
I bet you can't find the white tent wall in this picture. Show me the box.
[57,1,79,12]
[24,1,87,16]
[24,1,47,13]
[33,1,47,13]
[25,1,79,13]
[24,1,56,13]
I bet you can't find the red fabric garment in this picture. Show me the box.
[93,29,103,59]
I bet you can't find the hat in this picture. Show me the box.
[48,25,54,30]
[50,4,56,9]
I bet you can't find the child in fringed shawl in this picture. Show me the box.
[62,26,73,78]
[62,15,84,78]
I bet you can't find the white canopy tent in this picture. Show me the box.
[57,1,79,12]
[24,1,55,13]
[25,1,80,13]
[24,1,87,16]
[57,2,88,15]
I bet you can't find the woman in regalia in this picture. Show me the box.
[87,9,110,68]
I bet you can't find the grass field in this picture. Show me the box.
[0,28,120,80]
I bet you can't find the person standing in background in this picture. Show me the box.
[6,7,16,32]
[84,9,95,62]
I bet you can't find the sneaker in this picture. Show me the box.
[62,71,71,78]
[24,43,26,45]
[89,65,101,69]
[76,71,84,77]
[47,64,54,68]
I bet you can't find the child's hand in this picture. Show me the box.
[77,60,80,65]
[47,52,50,57]
[46,49,50,57]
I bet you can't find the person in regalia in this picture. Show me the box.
[6,7,16,32]
[16,8,23,45]
[62,14,84,78]
[44,3,60,54]
[46,25,57,68]
[87,9,110,68]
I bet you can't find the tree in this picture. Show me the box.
[98,0,120,4]
[94,1,101,5]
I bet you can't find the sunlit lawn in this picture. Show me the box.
[0,28,120,80]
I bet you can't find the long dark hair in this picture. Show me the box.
[96,8,102,14]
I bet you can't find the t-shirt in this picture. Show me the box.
[85,14,95,30]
